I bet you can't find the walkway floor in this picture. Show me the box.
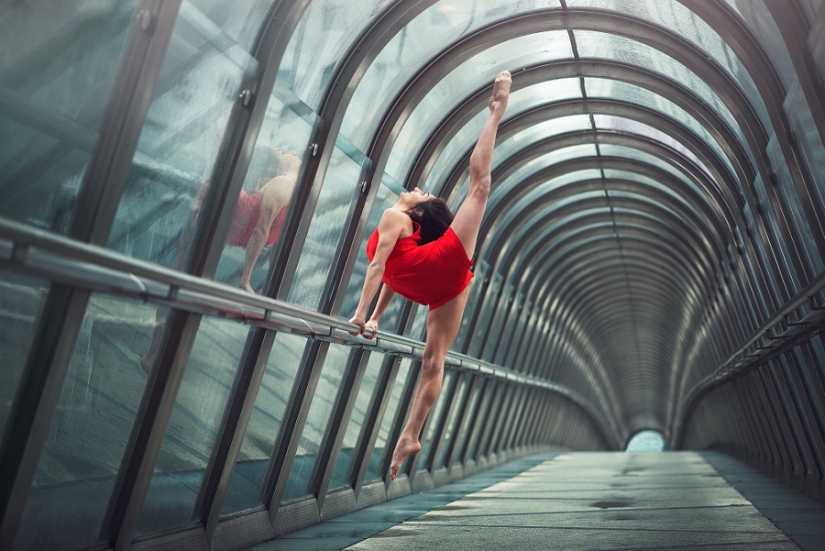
[249,452,825,551]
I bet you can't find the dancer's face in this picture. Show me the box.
[400,187,433,209]
[272,148,302,174]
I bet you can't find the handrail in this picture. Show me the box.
[0,218,619,449]
[672,267,825,447]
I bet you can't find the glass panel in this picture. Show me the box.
[585,77,754,176]
[568,4,772,130]
[574,29,771,141]
[341,0,563,151]
[286,137,369,309]
[493,115,593,172]
[15,295,156,551]
[107,1,258,270]
[278,0,386,110]
[471,382,502,458]
[136,316,248,536]
[436,375,469,468]
[417,370,456,467]
[766,136,824,279]
[452,145,599,209]
[784,80,825,218]
[221,332,305,515]
[328,352,386,490]
[597,144,694,187]
[385,33,573,181]
[281,343,350,502]
[340,177,405,333]
[750,172,802,295]
[212,86,318,292]
[365,358,412,482]
[423,78,584,194]
[0,0,141,231]
[593,115,721,185]
[0,272,47,442]
[450,378,484,467]
[721,0,796,90]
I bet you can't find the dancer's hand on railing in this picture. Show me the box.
[364,319,378,340]
[348,316,366,337]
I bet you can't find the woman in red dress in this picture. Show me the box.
[349,71,511,480]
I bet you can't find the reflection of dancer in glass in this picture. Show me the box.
[141,148,301,372]
[349,71,511,479]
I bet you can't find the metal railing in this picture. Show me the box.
[673,268,825,447]
[0,217,618,449]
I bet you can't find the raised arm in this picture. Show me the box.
[349,208,407,336]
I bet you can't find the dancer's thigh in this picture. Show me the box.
[424,285,472,361]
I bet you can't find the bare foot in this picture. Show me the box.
[488,70,511,115]
[240,280,256,294]
[139,354,153,375]
[389,436,422,480]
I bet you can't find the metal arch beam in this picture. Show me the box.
[528,264,707,388]
[482,162,725,282]
[443,102,744,222]
[274,0,436,303]
[481,142,734,268]
[478,156,733,269]
[499,239,706,363]
[468,197,724,358]
[489,99,744,204]
[499,221,736,371]
[357,6,796,308]
[490,221,716,396]
[522,230,710,314]
[763,0,825,150]
[486,185,713,330]
[470,155,768,342]
[678,0,825,266]
[363,7,770,195]
[498,209,721,338]
[517,236,710,325]
[407,58,755,196]
[504,182,708,294]
[518,215,726,382]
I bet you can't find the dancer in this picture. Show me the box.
[141,148,301,372]
[349,71,511,479]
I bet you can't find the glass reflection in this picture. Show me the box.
[0,0,140,232]
[287,137,369,309]
[221,332,305,515]
[0,272,47,444]
[136,316,249,536]
[15,295,157,551]
[365,358,412,482]
[214,87,318,293]
[107,0,258,273]
[281,344,351,502]
[329,352,386,490]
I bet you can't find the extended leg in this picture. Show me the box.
[450,71,511,258]
[389,285,471,480]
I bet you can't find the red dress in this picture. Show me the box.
[225,189,288,247]
[366,221,473,310]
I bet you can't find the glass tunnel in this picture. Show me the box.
[0,0,824,549]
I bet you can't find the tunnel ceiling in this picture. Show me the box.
[278,0,825,447]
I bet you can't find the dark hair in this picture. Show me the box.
[407,197,454,245]
[251,147,286,178]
